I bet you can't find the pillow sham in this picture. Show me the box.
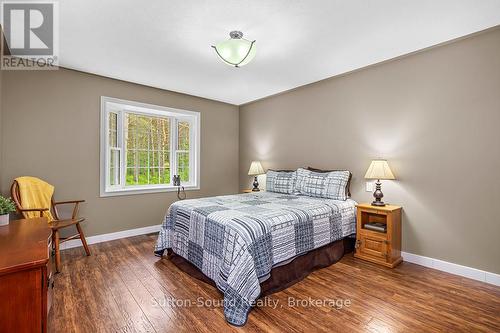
[265,170,297,194]
[307,166,352,197]
[295,167,351,200]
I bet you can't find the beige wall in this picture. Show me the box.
[239,28,500,274]
[0,68,239,237]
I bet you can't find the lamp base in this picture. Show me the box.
[371,179,386,207]
[252,176,260,192]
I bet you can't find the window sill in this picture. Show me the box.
[100,184,200,197]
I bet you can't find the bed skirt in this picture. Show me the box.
[164,237,355,297]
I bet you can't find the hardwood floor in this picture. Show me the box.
[48,234,500,333]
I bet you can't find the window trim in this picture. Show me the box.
[100,96,200,197]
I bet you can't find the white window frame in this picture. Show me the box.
[100,96,200,197]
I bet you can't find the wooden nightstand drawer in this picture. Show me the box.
[359,207,388,216]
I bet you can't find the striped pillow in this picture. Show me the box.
[266,170,297,194]
[295,168,350,200]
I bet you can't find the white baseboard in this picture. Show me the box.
[402,251,500,287]
[60,226,500,287]
[60,224,161,250]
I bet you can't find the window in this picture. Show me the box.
[100,97,200,196]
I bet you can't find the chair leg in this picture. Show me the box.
[76,222,91,256]
[54,230,61,273]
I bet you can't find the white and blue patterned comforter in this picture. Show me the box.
[155,191,356,326]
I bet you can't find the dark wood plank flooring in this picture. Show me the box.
[48,234,500,332]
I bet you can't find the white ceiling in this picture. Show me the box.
[59,0,500,105]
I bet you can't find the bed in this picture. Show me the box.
[155,190,357,326]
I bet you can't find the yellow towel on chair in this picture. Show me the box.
[15,176,55,221]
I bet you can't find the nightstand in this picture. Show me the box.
[242,189,264,193]
[354,203,402,268]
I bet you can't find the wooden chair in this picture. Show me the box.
[10,179,90,273]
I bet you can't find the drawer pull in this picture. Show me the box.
[355,239,362,249]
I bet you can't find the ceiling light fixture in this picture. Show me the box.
[212,31,256,67]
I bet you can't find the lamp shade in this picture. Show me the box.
[364,160,395,180]
[213,31,256,67]
[248,161,265,176]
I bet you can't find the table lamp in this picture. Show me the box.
[364,159,395,206]
[248,161,265,191]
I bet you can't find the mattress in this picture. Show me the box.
[155,191,356,326]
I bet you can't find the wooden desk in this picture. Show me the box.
[0,218,53,333]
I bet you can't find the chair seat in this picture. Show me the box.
[48,217,85,230]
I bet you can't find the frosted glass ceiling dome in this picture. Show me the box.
[212,31,256,67]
